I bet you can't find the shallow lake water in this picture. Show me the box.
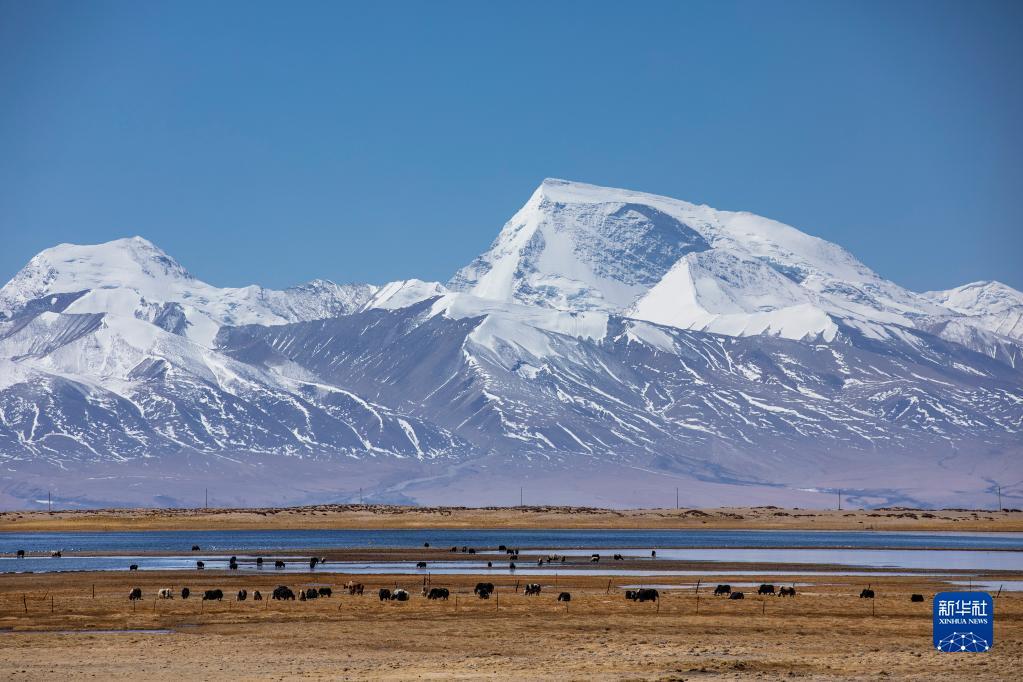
[1,529,1020,575]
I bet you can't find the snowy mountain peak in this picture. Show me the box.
[448,178,951,342]
[923,280,1023,342]
[0,236,192,316]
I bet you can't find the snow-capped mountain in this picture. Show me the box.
[0,180,1020,509]
[923,281,1023,343]
[0,237,378,346]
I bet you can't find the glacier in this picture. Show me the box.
[0,179,1020,509]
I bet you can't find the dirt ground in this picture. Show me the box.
[2,505,1021,532]
[0,568,1020,680]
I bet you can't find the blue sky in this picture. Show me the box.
[1,0,1021,292]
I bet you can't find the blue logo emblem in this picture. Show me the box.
[933,591,993,652]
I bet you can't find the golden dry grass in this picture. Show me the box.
[0,569,1020,680]
[2,505,1021,532]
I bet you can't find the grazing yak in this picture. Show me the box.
[426,587,450,600]
[424,542,430,548]
[729,591,745,600]
[778,587,796,597]
[911,594,924,602]
[590,554,600,563]
[272,585,295,601]
[129,564,139,571]
[391,589,410,601]
[714,584,731,596]
[237,590,248,601]
[191,545,200,551]
[416,561,428,568]
[498,545,507,552]
[345,581,364,596]
[318,587,332,598]
[758,584,775,595]
[299,591,306,602]
[203,589,224,601]
[196,561,205,570]
[624,590,637,601]
[275,560,286,569]
[16,549,25,558]
[158,588,173,599]
[181,588,191,599]
[378,588,392,601]
[474,583,494,599]
[256,557,263,566]
[128,588,143,601]
[524,583,542,596]
[309,557,319,569]
[51,550,62,558]
[860,589,875,599]
[468,548,476,555]
[613,554,624,561]
[304,588,319,600]
[253,591,263,601]
[558,592,571,602]
[633,588,659,602]
[450,546,458,552]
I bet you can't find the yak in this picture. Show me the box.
[524,583,542,596]
[729,591,745,600]
[318,587,332,597]
[778,587,796,597]
[191,545,200,551]
[474,582,494,599]
[158,588,173,599]
[196,561,205,570]
[416,561,427,568]
[181,587,190,599]
[557,592,571,602]
[426,587,450,600]
[237,590,248,601]
[634,588,658,602]
[860,589,875,599]
[129,564,139,571]
[758,584,775,595]
[272,585,295,600]
[203,589,224,601]
[253,591,263,601]
[714,584,731,596]
[379,588,392,601]
[911,594,924,602]
[391,589,410,601]
[304,588,319,600]
[128,587,143,601]
[16,549,25,558]
[275,560,286,569]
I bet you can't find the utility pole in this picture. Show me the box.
[48,491,51,513]
[205,488,208,510]
[838,489,842,511]
[997,485,1002,511]
[675,487,679,510]
[360,487,363,504]
[520,487,523,507]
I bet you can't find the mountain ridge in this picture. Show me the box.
[0,179,1020,509]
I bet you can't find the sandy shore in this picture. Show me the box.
[0,567,1019,680]
[3,505,1021,532]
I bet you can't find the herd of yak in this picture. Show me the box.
[16,547,924,606]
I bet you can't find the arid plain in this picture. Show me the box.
[2,506,1021,680]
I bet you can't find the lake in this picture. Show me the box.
[2,529,1020,575]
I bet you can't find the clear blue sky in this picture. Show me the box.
[1,0,1021,292]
